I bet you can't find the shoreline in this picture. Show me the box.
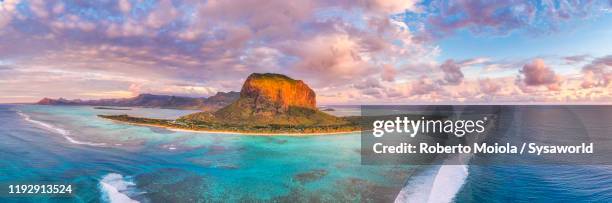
[100,117,361,136]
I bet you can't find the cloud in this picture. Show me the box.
[352,0,420,14]
[50,14,97,32]
[0,0,21,29]
[145,0,179,29]
[418,0,610,38]
[104,0,180,38]
[361,88,383,97]
[408,76,440,96]
[118,0,131,14]
[581,55,612,88]
[106,81,221,98]
[354,78,383,89]
[289,34,374,85]
[381,64,397,82]
[479,78,502,94]
[439,59,464,85]
[79,90,134,98]
[438,57,489,85]
[519,58,563,91]
[52,2,65,14]
[581,70,597,89]
[0,0,430,101]
[29,0,50,18]
[460,57,490,66]
[0,0,609,104]
[564,54,590,64]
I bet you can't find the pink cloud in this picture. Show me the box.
[381,64,397,82]
[29,0,50,18]
[425,1,534,37]
[564,54,590,64]
[118,0,131,14]
[408,76,440,96]
[439,59,464,85]
[285,34,377,86]
[479,78,502,94]
[0,0,21,29]
[145,0,179,29]
[581,55,612,88]
[422,0,608,38]
[0,0,609,104]
[438,57,489,85]
[349,0,420,14]
[519,59,562,91]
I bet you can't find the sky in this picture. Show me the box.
[0,0,611,104]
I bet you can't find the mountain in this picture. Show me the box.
[37,92,240,111]
[240,73,316,111]
[201,91,242,110]
[180,73,351,126]
[99,73,358,134]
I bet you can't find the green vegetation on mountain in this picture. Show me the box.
[99,73,360,134]
[38,91,240,111]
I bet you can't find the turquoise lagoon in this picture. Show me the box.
[2,105,612,202]
[0,105,412,202]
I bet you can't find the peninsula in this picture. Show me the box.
[99,73,361,134]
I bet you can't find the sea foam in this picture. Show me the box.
[99,173,141,203]
[395,148,471,203]
[17,110,106,146]
[394,165,437,202]
[395,165,468,203]
[396,112,491,202]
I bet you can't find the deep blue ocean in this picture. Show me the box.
[0,104,611,202]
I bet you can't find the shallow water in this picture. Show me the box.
[0,105,412,202]
[2,105,612,202]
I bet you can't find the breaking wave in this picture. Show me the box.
[17,110,106,146]
[99,173,142,203]
[395,165,469,203]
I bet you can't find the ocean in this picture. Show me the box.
[0,105,411,202]
[1,105,611,202]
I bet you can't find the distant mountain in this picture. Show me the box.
[100,73,358,134]
[37,92,240,111]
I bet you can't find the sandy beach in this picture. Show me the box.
[100,117,362,136]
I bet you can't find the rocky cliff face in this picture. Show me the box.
[207,73,347,126]
[240,73,316,113]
